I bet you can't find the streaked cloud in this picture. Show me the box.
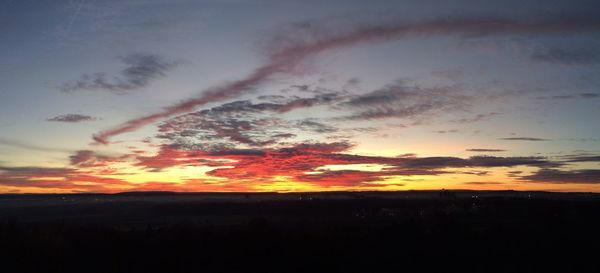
[531,46,600,65]
[69,150,130,167]
[341,80,469,121]
[451,112,500,124]
[3,2,600,193]
[61,53,178,94]
[499,137,550,141]
[92,15,600,143]
[47,114,97,123]
[466,148,506,152]
[132,143,557,187]
[535,93,600,100]
[0,164,129,191]
[522,169,600,184]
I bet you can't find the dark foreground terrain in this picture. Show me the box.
[1,190,599,273]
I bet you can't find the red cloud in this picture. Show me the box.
[0,164,131,192]
[133,142,549,188]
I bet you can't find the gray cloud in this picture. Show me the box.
[157,92,345,148]
[297,120,338,133]
[462,182,503,185]
[0,165,71,175]
[94,15,600,143]
[535,93,600,100]
[61,53,178,93]
[47,114,97,123]
[562,155,600,163]
[271,133,296,139]
[174,92,342,116]
[434,129,458,134]
[401,156,554,169]
[466,148,506,152]
[522,168,600,184]
[257,95,287,101]
[158,102,287,148]
[499,137,550,141]
[581,93,600,98]
[342,81,470,120]
[451,112,500,124]
[344,77,361,88]
[531,46,600,65]
[69,150,130,167]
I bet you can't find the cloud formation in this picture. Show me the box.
[47,114,97,123]
[92,16,600,144]
[341,80,469,120]
[451,112,500,124]
[434,129,459,134]
[2,138,595,192]
[132,142,555,187]
[69,150,130,167]
[297,120,339,133]
[536,93,600,100]
[466,148,506,152]
[562,154,600,163]
[531,46,600,65]
[0,165,129,192]
[499,137,550,141]
[155,91,347,149]
[61,53,177,94]
[522,169,600,184]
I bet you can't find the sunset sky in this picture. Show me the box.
[1,0,599,193]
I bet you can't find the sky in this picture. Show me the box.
[0,0,599,193]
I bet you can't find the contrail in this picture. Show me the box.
[93,16,600,144]
[66,0,85,33]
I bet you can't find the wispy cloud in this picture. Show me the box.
[61,53,178,94]
[535,93,600,100]
[466,148,506,152]
[531,46,600,65]
[47,114,97,123]
[434,129,459,134]
[69,150,130,167]
[341,80,469,120]
[499,137,550,141]
[451,112,500,124]
[522,169,600,184]
[297,119,338,133]
[92,15,600,144]
[561,154,600,163]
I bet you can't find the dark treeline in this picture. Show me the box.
[0,191,599,273]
